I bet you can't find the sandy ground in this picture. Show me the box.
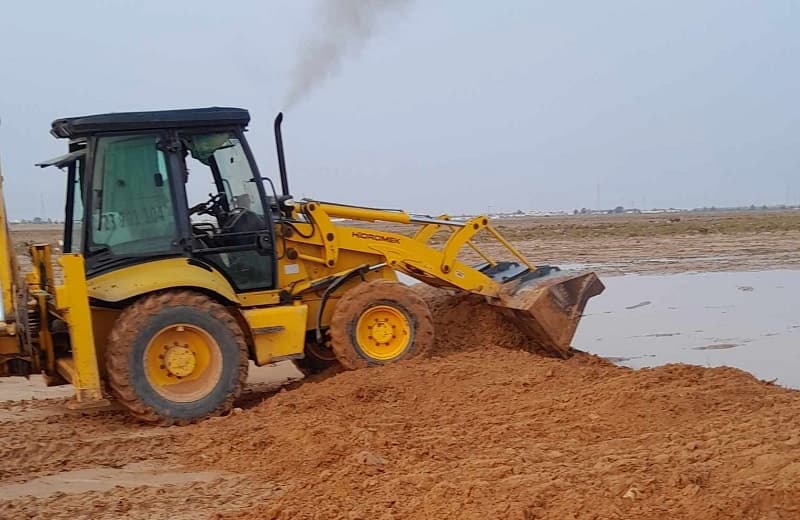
[1,213,799,519]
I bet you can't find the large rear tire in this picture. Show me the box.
[329,280,434,369]
[106,290,248,425]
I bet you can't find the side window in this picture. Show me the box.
[65,159,83,253]
[90,135,177,255]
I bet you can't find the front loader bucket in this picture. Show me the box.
[492,269,605,358]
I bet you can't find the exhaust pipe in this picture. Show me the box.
[274,112,290,197]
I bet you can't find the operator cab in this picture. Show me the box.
[41,107,276,291]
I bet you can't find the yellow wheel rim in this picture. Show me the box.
[355,305,412,361]
[144,324,222,403]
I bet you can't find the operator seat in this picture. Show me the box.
[219,210,265,247]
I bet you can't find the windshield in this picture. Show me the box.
[183,132,265,219]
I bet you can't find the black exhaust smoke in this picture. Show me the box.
[284,0,413,108]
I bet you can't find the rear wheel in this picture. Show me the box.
[106,290,248,424]
[330,280,434,369]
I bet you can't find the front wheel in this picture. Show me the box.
[329,280,434,369]
[105,290,248,424]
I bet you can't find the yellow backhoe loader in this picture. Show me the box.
[0,108,604,423]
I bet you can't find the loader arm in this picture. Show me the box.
[279,200,604,357]
[284,202,507,297]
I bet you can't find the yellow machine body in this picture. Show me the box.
[0,109,603,416]
[0,160,21,361]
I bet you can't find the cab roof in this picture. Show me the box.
[50,107,250,139]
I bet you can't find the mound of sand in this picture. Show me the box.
[412,285,542,356]
[177,289,800,519]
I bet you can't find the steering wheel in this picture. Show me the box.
[189,193,225,218]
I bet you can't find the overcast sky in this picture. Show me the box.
[1,1,798,219]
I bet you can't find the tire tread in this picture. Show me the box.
[105,290,248,425]
[329,279,434,370]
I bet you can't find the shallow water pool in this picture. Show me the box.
[574,270,800,389]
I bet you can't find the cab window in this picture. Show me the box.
[89,135,177,255]
[181,131,273,290]
[65,158,83,253]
